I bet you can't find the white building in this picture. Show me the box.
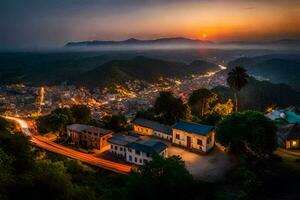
[125,141,168,165]
[172,121,215,153]
[108,135,168,165]
[108,135,139,157]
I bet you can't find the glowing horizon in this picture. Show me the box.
[1,0,299,48]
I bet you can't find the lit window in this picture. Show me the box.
[292,141,297,146]
[176,134,180,139]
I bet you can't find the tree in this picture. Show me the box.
[31,159,74,200]
[0,148,14,199]
[37,107,74,135]
[188,88,217,117]
[212,99,233,117]
[215,111,277,158]
[125,156,210,200]
[227,66,249,112]
[71,105,91,124]
[0,117,12,133]
[154,91,189,124]
[0,118,33,173]
[103,114,128,132]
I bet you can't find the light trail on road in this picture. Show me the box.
[4,116,132,174]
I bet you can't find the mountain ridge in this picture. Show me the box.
[65,37,213,47]
[75,56,220,87]
[65,37,300,47]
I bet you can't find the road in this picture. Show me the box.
[4,116,132,175]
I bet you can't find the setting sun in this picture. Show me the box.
[202,34,207,39]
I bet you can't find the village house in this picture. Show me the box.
[277,122,300,149]
[133,118,172,140]
[172,121,215,153]
[125,141,168,165]
[67,124,112,151]
[108,134,139,157]
[108,134,168,165]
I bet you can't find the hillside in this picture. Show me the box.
[212,77,300,111]
[0,53,220,87]
[0,52,112,85]
[76,56,220,87]
[65,37,213,47]
[227,54,300,91]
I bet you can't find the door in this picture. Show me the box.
[187,136,191,149]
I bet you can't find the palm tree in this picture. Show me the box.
[227,66,249,112]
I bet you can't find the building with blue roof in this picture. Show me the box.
[125,140,168,165]
[172,121,215,153]
[133,118,173,141]
[107,134,168,165]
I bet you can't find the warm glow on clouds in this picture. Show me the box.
[1,0,299,48]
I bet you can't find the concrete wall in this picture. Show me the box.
[153,130,172,141]
[125,147,168,165]
[172,129,215,153]
[110,143,126,157]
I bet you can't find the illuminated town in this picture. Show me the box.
[1,0,300,199]
[0,67,227,118]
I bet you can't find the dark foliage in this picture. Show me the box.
[154,91,189,124]
[216,111,277,158]
[103,114,129,132]
[71,105,91,124]
[126,155,213,200]
[37,107,75,134]
[212,77,300,111]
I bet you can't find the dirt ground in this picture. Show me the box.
[140,136,234,181]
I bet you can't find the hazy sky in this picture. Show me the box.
[1,0,300,48]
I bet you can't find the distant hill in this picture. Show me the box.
[227,54,300,91]
[0,53,220,87]
[221,39,300,46]
[212,77,300,111]
[0,52,112,85]
[65,37,213,47]
[75,56,220,87]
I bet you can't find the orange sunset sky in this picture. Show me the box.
[1,0,300,48]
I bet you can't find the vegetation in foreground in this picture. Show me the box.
[2,111,300,200]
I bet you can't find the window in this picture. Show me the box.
[146,153,150,157]
[134,157,137,162]
[197,139,202,146]
[292,140,297,146]
[129,155,132,161]
[120,147,123,151]
[176,134,180,139]
[115,146,118,150]
[139,159,142,164]
[136,150,141,155]
[111,145,114,149]
[128,148,132,152]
